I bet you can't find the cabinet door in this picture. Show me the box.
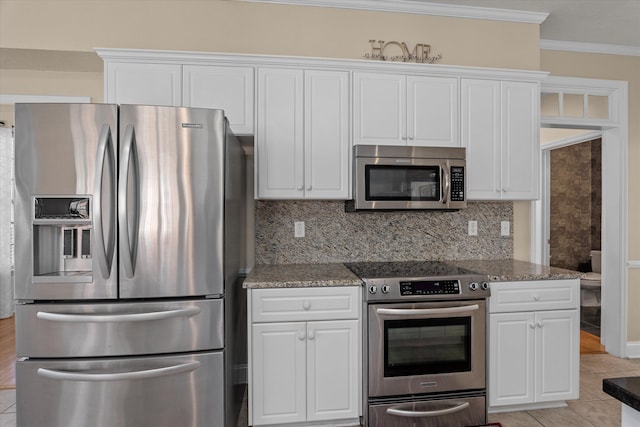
[183,65,254,134]
[461,79,501,200]
[489,312,535,407]
[307,320,360,422]
[535,310,579,403]
[256,68,304,199]
[408,76,459,147]
[353,72,406,146]
[304,70,350,199]
[501,81,540,200]
[251,322,307,425]
[105,62,181,106]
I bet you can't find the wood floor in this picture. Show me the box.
[0,316,15,390]
[0,315,607,390]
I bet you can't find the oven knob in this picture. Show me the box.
[469,282,479,291]
[368,284,378,294]
[381,284,391,294]
[481,281,490,291]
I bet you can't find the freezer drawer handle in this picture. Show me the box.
[36,307,201,323]
[36,361,200,382]
[386,401,470,418]
[376,304,479,317]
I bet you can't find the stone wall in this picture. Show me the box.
[255,200,512,264]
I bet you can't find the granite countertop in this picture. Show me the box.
[243,263,363,289]
[603,377,640,412]
[450,259,584,282]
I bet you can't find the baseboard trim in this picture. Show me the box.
[626,341,640,358]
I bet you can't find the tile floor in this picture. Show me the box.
[1,352,639,427]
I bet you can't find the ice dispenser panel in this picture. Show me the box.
[32,196,93,283]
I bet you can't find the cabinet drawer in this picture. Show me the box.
[251,287,360,322]
[489,279,579,313]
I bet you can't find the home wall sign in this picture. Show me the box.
[363,40,442,64]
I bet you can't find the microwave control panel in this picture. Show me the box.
[450,167,465,201]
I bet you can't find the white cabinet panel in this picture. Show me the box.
[257,68,349,199]
[462,78,540,200]
[251,322,307,425]
[489,280,579,410]
[183,65,254,134]
[535,310,579,403]
[489,312,535,406]
[353,73,406,146]
[408,76,458,147]
[307,320,359,421]
[105,62,181,106]
[256,68,304,199]
[354,73,458,147]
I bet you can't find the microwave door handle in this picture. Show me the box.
[376,304,479,317]
[37,361,200,382]
[441,163,450,205]
[386,401,470,418]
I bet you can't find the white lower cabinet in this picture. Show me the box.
[488,280,580,410]
[249,287,361,426]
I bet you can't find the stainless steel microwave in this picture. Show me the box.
[348,145,467,211]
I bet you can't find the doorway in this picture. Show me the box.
[546,136,603,338]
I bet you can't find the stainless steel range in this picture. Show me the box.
[346,261,491,427]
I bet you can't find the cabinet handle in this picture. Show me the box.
[303,301,310,310]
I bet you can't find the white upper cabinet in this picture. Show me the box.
[257,68,350,200]
[105,62,181,106]
[353,72,458,147]
[462,78,540,200]
[183,65,254,134]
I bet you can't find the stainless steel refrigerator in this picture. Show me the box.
[13,103,246,427]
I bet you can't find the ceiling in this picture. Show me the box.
[415,0,640,48]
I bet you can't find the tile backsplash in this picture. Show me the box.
[255,200,513,264]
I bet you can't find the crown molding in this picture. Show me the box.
[235,0,548,23]
[540,39,640,57]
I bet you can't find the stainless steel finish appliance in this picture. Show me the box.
[347,261,490,427]
[14,103,246,427]
[348,145,467,211]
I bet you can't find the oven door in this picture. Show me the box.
[368,300,485,397]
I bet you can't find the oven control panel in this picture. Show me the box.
[400,280,460,296]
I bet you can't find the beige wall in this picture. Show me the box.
[541,50,640,342]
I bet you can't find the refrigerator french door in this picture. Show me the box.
[13,103,245,427]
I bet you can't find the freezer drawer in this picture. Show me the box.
[16,299,223,357]
[16,351,224,427]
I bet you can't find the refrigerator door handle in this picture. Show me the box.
[36,361,201,382]
[36,307,201,323]
[94,124,116,279]
[119,124,140,278]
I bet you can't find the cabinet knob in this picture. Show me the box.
[297,185,304,191]
[533,295,540,301]
[537,322,543,328]
[303,301,311,310]
[529,323,536,329]
[298,331,306,341]
[306,186,312,191]
[308,330,315,340]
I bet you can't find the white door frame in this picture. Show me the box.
[532,76,628,357]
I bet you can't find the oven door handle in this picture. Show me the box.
[376,304,479,317]
[386,401,470,418]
